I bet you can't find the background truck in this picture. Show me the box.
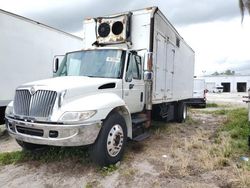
[190,78,207,107]
[212,85,224,93]
[0,9,83,123]
[5,7,195,166]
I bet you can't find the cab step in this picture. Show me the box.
[132,114,148,125]
[133,132,150,142]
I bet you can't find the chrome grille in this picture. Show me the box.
[14,90,31,116]
[14,89,57,118]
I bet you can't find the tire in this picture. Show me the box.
[16,139,45,151]
[176,102,187,123]
[90,112,127,166]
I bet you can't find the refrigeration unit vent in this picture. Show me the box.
[95,13,132,45]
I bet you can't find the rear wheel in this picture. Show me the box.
[90,112,127,166]
[16,139,46,151]
[176,102,187,123]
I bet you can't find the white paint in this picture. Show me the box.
[193,79,205,98]
[0,10,83,106]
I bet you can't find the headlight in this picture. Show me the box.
[5,102,14,117]
[59,110,96,123]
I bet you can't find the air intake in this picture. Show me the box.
[95,13,132,45]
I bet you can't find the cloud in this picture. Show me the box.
[0,0,242,33]
[1,0,249,76]
[23,0,141,33]
[178,17,250,76]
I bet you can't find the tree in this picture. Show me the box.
[224,69,235,75]
[212,71,219,76]
[239,0,250,23]
[211,70,235,76]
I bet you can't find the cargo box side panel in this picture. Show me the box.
[173,41,194,101]
[152,12,194,104]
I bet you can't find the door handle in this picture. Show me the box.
[129,84,134,89]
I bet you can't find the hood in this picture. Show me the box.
[21,76,118,92]
[19,76,121,102]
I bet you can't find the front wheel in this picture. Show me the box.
[89,112,127,166]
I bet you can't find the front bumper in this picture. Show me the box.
[5,116,102,146]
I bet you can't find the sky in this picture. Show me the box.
[0,0,250,76]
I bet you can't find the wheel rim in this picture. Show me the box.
[183,105,187,119]
[107,124,124,157]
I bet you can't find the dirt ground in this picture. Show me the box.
[0,93,249,188]
[0,109,248,188]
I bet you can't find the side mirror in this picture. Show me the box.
[53,58,59,73]
[53,55,64,73]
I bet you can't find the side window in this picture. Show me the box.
[134,55,142,79]
[126,54,142,81]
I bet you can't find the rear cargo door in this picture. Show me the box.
[165,42,175,99]
[154,33,167,101]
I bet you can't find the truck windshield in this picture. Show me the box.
[57,49,125,78]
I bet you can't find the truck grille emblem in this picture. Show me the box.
[30,87,36,95]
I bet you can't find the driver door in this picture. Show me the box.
[123,53,145,113]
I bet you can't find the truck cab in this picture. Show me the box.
[5,47,148,165]
[55,48,145,114]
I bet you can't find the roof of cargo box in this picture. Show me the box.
[0,9,82,40]
[84,6,194,53]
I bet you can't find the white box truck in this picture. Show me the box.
[190,78,206,107]
[0,9,83,123]
[5,7,195,166]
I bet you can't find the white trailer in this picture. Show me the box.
[5,7,195,166]
[190,78,206,107]
[0,9,82,109]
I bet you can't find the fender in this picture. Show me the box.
[52,92,132,137]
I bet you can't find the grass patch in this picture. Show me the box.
[0,146,90,166]
[206,103,219,108]
[185,116,199,125]
[219,108,249,155]
[201,108,229,115]
[99,164,118,176]
[205,108,250,170]
[211,109,228,115]
[191,108,250,171]
[0,151,27,165]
